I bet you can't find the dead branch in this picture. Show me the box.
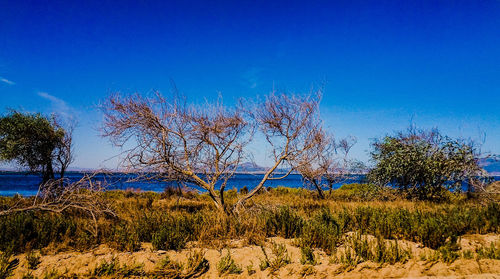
[0,174,116,236]
[101,91,251,213]
[234,90,323,211]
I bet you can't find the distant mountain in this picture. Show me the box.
[479,158,500,175]
[236,162,267,173]
[236,162,291,174]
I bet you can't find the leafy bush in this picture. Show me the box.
[368,127,484,200]
[334,183,390,201]
[0,212,77,253]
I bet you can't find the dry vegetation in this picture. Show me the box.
[1,183,499,278]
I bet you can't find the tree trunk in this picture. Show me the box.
[312,180,325,199]
[42,162,55,184]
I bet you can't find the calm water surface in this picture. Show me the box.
[1,172,498,197]
[0,172,365,196]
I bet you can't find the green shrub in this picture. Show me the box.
[154,255,184,278]
[110,222,141,252]
[299,265,316,277]
[152,226,188,251]
[476,242,500,260]
[150,214,198,251]
[153,251,209,278]
[331,233,411,267]
[334,183,385,201]
[299,209,342,254]
[246,264,256,275]
[90,257,145,277]
[217,249,242,276]
[300,246,318,265]
[239,186,249,195]
[0,212,77,253]
[259,241,291,274]
[437,236,460,263]
[265,206,304,238]
[368,128,483,200]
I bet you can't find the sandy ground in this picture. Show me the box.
[11,234,500,278]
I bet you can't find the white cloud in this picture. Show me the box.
[0,77,15,85]
[37,92,75,120]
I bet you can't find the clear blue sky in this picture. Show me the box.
[1,0,499,169]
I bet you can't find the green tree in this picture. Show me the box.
[0,111,73,184]
[368,127,484,200]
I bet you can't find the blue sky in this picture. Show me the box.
[0,0,499,169]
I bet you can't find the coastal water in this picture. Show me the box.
[1,172,498,197]
[0,172,366,196]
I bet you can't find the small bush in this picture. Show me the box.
[331,233,411,267]
[217,249,242,276]
[299,209,342,254]
[26,250,41,270]
[300,246,318,265]
[90,257,145,277]
[184,250,210,278]
[0,252,19,279]
[438,236,460,263]
[154,251,209,278]
[152,221,189,251]
[21,272,35,279]
[154,255,184,278]
[246,264,256,275]
[110,222,141,252]
[476,242,500,260]
[239,186,249,195]
[265,206,303,238]
[259,241,291,274]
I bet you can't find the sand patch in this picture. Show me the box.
[10,235,500,278]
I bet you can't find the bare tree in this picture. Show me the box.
[324,136,361,193]
[101,92,251,213]
[294,131,359,198]
[101,90,325,214]
[0,174,115,236]
[52,116,75,179]
[233,91,324,211]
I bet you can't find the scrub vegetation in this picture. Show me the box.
[0,184,499,277]
[0,91,499,278]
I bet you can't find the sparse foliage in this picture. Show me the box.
[234,91,324,211]
[294,131,361,198]
[101,89,325,214]
[101,92,250,213]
